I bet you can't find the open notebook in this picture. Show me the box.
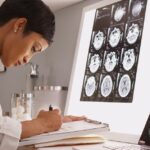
[19,119,109,147]
[35,134,106,148]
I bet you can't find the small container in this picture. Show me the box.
[11,93,33,121]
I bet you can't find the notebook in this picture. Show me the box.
[19,119,109,147]
[35,134,106,148]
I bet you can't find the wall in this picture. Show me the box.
[0,0,100,113]
[46,0,101,86]
[0,51,50,113]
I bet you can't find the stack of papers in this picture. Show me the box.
[19,119,109,148]
[35,134,106,148]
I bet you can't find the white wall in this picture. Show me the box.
[45,0,101,86]
[0,51,51,113]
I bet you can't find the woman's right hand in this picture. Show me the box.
[37,109,62,133]
[21,109,62,139]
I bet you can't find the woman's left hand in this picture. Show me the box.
[62,115,86,123]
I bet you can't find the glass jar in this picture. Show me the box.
[11,93,33,121]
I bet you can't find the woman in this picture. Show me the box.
[0,0,85,149]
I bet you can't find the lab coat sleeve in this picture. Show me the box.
[0,105,22,150]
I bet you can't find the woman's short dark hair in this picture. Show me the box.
[0,0,55,44]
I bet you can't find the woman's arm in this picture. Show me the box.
[21,110,86,139]
[21,109,62,139]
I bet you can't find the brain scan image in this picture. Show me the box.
[114,6,126,22]
[93,31,105,50]
[122,49,136,71]
[80,0,147,102]
[89,54,101,73]
[104,52,118,72]
[109,27,122,48]
[85,76,96,97]
[132,0,144,17]
[118,74,131,98]
[126,23,140,45]
[101,75,113,97]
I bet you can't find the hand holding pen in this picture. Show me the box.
[49,105,53,111]
[48,105,86,123]
[36,105,62,133]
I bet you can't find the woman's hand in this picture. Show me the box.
[62,115,86,123]
[21,109,62,139]
[37,109,62,132]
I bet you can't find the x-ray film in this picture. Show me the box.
[80,0,147,103]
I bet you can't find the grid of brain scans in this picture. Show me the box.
[80,0,147,103]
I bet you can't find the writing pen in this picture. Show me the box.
[49,105,53,111]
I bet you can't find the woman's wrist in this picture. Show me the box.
[21,118,45,139]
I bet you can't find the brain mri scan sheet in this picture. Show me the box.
[85,76,96,97]
[78,0,147,103]
[104,52,118,72]
[122,49,136,71]
[126,23,140,45]
[132,0,144,17]
[100,75,113,97]
[93,31,105,50]
[114,6,126,22]
[109,27,122,48]
[89,54,101,73]
[118,74,131,98]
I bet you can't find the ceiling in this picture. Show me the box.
[43,0,84,12]
[0,0,84,12]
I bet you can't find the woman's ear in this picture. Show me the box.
[13,18,27,33]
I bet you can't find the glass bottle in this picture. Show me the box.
[11,93,33,121]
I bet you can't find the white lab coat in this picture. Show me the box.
[0,105,21,150]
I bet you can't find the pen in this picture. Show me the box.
[49,105,53,111]
[85,118,101,124]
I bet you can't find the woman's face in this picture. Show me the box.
[1,19,49,67]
